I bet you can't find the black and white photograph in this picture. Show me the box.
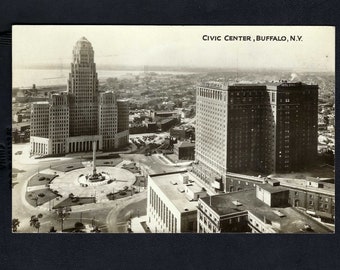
[12,25,335,234]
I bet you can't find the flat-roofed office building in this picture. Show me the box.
[197,181,332,234]
[146,171,207,233]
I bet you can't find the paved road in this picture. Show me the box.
[12,144,186,233]
[106,192,147,233]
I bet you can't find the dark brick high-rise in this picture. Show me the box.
[194,81,318,191]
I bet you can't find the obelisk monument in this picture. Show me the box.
[92,141,97,175]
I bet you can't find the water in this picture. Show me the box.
[13,68,197,88]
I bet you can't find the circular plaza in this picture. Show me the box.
[49,166,136,202]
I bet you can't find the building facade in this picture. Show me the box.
[221,172,335,221]
[146,172,206,233]
[197,182,332,234]
[173,141,195,160]
[194,81,318,191]
[30,37,129,156]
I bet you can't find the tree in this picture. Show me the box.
[55,207,72,232]
[12,218,20,232]
[30,215,40,233]
[31,192,39,207]
[30,215,38,227]
[34,221,41,233]
[74,222,85,232]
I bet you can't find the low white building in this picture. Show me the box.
[146,171,207,233]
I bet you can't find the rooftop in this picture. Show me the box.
[258,183,288,194]
[155,111,178,115]
[177,141,195,148]
[75,36,93,49]
[160,118,176,124]
[200,189,332,233]
[149,172,201,213]
[277,177,334,196]
[186,183,204,193]
[32,101,49,105]
[224,171,334,197]
[76,36,91,44]
[199,81,317,91]
[12,122,31,129]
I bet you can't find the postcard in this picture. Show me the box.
[12,25,335,234]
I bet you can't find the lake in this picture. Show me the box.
[13,68,197,88]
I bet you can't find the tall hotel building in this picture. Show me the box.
[30,37,129,155]
[194,81,318,191]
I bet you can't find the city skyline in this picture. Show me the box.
[13,26,335,73]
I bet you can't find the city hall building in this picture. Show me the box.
[194,81,318,191]
[30,37,129,156]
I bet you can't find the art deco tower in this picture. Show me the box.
[68,37,99,136]
[30,37,129,156]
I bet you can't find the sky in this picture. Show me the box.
[13,25,335,72]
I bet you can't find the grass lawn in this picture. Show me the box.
[95,158,123,167]
[106,189,135,200]
[133,175,147,187]
[26,188,59,207]
[52,163,85,172]
[27,173,58,187]
[122,163,140,174]
[53,196,95,209]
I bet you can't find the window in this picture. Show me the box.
[271,93,276,102]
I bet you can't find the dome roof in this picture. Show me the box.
[79,36,89,42]
[74,37,93,50]
[76,36,92,46]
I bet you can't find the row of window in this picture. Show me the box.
[149,187,177,233]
